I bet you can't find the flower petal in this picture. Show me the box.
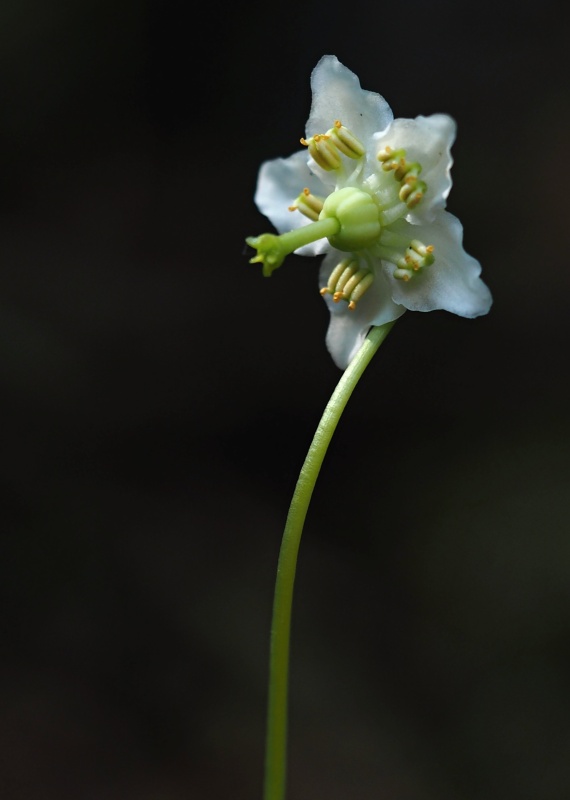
[254,150,330,256]
[307,56,393,150]
[319,250,406,369]
[385,214,492,317]
[374,114,456,223]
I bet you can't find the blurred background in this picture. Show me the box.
[1,1,569,798]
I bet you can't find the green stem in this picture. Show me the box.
[263,321,396,800]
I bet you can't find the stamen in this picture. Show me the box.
[348,272,374,309]
[334,261,359,296]
[301,121,365,170]
[378,147,407,174]
[394,241,435,280]
[320,259,353,295]
[320,258,374,310]
[394,268,412,282]
[329,120,365,158]
[376,239,435,281]
[377,147,428,209]
[290,187,325,221]
[341,268,372,299]
[404,186,425,208]
[300,135,341,170]
[411,240,434,257]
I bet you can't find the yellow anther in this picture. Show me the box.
[394,269,412,282]
[392,239,434,281]
[301,122,365,169]
[410,240,434,257]
[335,263,359,293]
[404,252,422,270]
[322,259,353,294]
[377,145,393,161]
[321,259,374,309]
[349,272,374,306]
[378,147,426,206]
[341,268,370,299]
[394,160,408,181]
[328,120,365,158]
[301,134,342,170]
[399,176,420,202]
[379,158,406,178]
[290,187,325,221]
[378,147,406,174]
[405,189,424,208]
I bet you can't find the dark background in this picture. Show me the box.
[1,1,569,798]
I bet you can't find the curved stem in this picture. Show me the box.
[263,321,396,800]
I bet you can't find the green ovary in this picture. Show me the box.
[321,187,382,252]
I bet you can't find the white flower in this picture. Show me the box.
[247,55,492,369]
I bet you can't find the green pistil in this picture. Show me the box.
[248,187,385,277]
[321,188,382,252]
[247,217,340,277]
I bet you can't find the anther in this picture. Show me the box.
[378,147,428,208]
[393,240,435,281]
[378,147,407,174]
[320,259,353,296]
[394,268,412,282]
[334,261,359,295]
[341,268,373,299]
[348,271,374,308]
[410,240,434,258]
[290,187,325,221]
[399,173,427,208]
[301,122,365,170]
[321,258,374,309]
[329,121,365,158]
[300,135,342,171]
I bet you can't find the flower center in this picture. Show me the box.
[320,187,382,252]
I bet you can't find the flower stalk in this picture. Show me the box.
[263,321,396,800]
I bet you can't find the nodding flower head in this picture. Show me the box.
[246,56,492,369]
